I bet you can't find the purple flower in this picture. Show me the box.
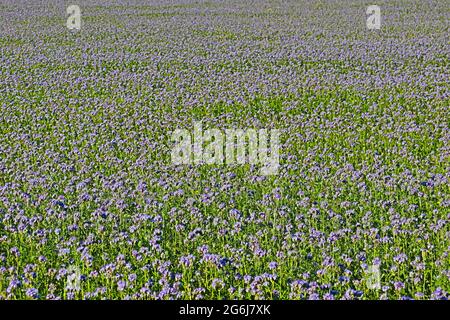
[212,278,224,290]
[394,282,405,291]
[117,280,126,291]
[26,288,39,299]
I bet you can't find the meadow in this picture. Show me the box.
[0,0,448,299]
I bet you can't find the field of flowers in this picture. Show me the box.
[0,0,449,300]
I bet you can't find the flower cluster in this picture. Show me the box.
[0,0,448,300]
